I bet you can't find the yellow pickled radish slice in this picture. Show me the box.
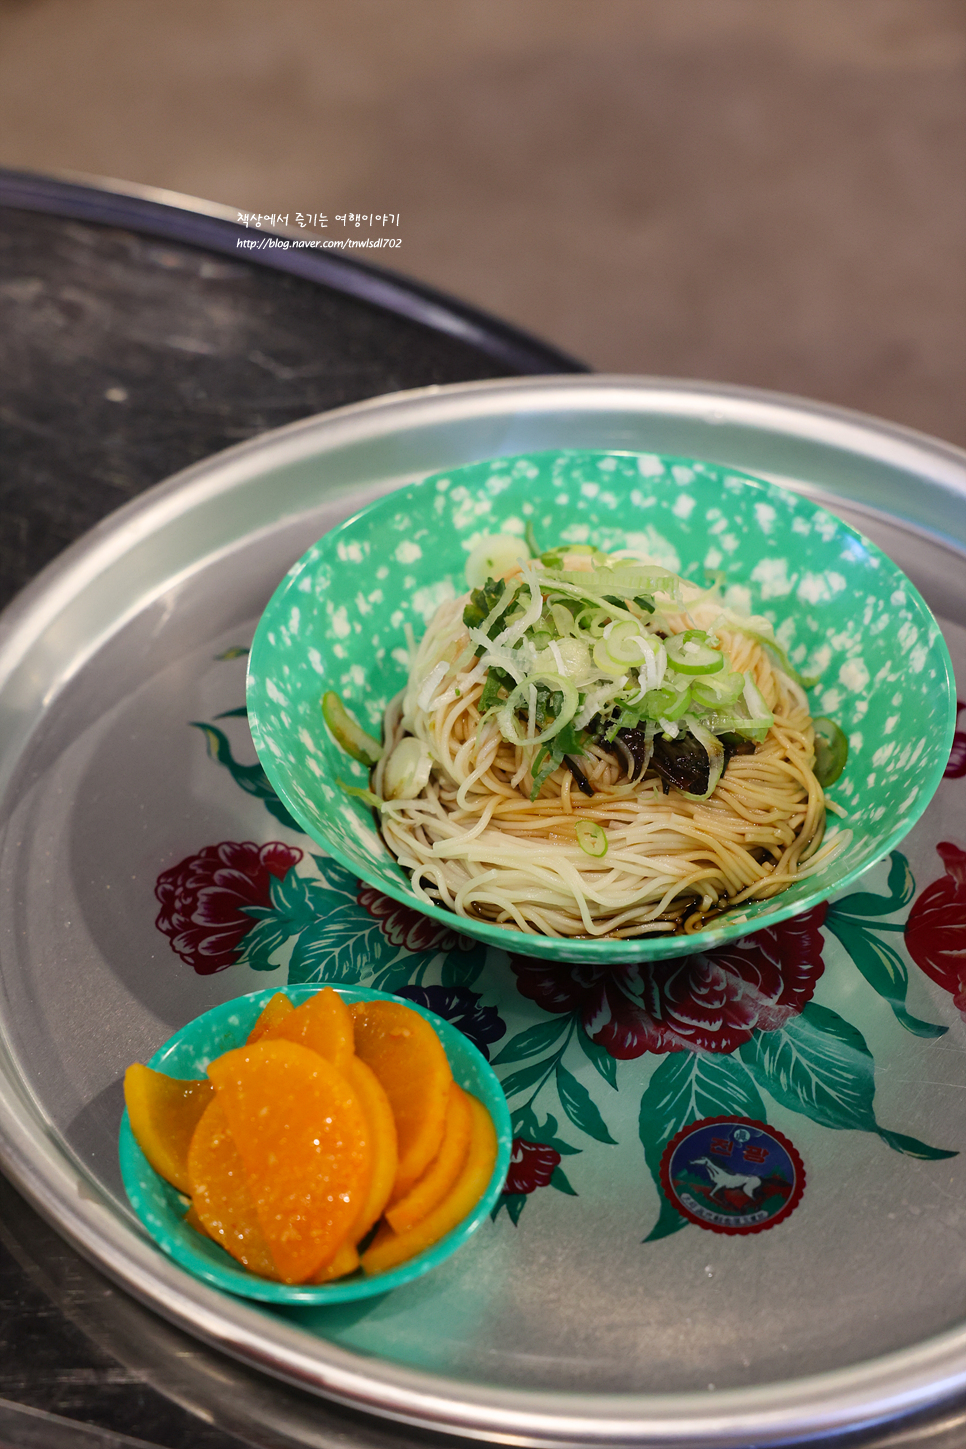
[187,1098,278,1278]
[349,999,452,1202]
[310,1239,360,1283]
[123,1063,214,1195]
[182,1201,211,1239]
[344,1056,398,1242]
[207,1039,372,1284]
[361,1092,497,1276]
[261,985,354,1071]
[246,992,295,1043]
[385,1082,472,1235]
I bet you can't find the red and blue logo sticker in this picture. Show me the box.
[659,1116,805,1235]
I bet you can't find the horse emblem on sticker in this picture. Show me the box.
[659,1115,805,1235]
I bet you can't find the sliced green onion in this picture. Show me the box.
[701,708,773,737]
[544,560,678,601]
[337,779,383,809]
[732,627,819,689]
[538,576,651,624]
[575,819,608,857]
[813,717,848,787]
[383,737,434,800]
[550,602,578,637]
[534,637,592,680]
[591,621,660,678]
[322,692,383,766]
[731,674,774,742]
[497,672,579,747]
[665,630,725,676]
[640,683,692,721]
[608,620,653,660]
[592,638,627,677]
[524,519,541,557]
[690,669,744,708]
[574,604,612,637]
[529,629,555,652]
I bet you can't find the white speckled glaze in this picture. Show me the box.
[247,451,955,961]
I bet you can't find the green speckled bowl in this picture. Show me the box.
[119,984,512,1304]
[247,450,955,962]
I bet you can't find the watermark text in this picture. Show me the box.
[236,235,401,250]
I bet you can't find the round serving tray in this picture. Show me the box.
[0,376,964,1448]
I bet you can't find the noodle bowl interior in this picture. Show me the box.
[369,542,845,940]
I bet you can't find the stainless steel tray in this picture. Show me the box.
[0,376,964,1448]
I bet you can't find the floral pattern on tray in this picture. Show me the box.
[155,691,966,1239]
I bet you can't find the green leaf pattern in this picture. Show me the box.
[638,1053,767,1241]
[492,1016,571,1065]
[576,1023,619,1089]
[555,1062,617,1144]
[739,1002,954,1159]
[190,720,301,831]
[825,852,946,1038]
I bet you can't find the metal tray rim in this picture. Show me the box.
[5,1096,966,1449]
[2,372,965,654]
[1,374,965,1446]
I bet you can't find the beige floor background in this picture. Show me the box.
[1,0,964,445]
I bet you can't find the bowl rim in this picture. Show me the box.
[247,447,957,962]
[119,982,513,1304]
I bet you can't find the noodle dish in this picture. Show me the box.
[247,450,954,964]
[372,544,838,939]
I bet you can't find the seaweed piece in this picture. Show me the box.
[650,734,711,794]
[650,731,757,795]
[563,755,594,797]
[718,732,758,758]
[614,726,651,781]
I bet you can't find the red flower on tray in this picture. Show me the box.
[511,905,827,1057]
[356,884,465,954]
[905,842,966,1014]
[155,841,303,974]
[504,1139,561,1195]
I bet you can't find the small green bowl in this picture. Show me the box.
[247,449,955,962]
[119,984,512,1304]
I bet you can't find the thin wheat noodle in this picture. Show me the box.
[371,595,847,938]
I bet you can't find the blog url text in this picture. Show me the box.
[236,236,401,251]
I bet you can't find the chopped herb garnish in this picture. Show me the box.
[528,719,587,800]
[463,576,506,630]
[463,576,508,654]
[531,683,564,731]
[530,745,560,798]
[480,666,514,710]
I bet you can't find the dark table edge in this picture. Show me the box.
[0,167,589,378]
